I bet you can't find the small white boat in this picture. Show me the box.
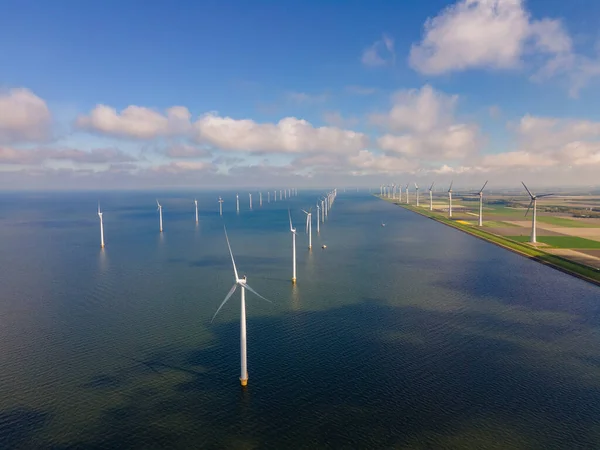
[381,223,386,227]
[321,244,327,249]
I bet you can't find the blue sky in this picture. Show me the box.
[2,0,600,189]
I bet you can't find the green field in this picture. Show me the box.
[536,216,599,228]
[485,206,527,216]
[508,235,600,249]
[481,220,521,228]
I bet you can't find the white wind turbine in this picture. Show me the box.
[321,199,325,223]
[236,194,240,213]
[194,199,199,224]
[415,183,420,207]
[98,203,105,248]
[259,192,262,207]
[218,197,224,216]
[447,181,454,218]
[156,200,163,232]
[405,183,410,204]
[470,180,488,227]
[289,210,297,284]
[211,227,271,387]
[522,182,554,243]
[268,191,270,203]
[428,182,435,211]
[249,193,253,210]
[316,203,320,234]
[302,208,312,249]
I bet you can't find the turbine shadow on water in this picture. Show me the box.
[16,299,600,449]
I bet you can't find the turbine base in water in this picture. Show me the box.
[240,377,248,387]
[292,278,297,284]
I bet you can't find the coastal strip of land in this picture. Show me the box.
[379,197,600,287]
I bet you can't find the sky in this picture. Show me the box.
[2,0,600,190]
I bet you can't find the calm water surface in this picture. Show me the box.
[0,191,599,449]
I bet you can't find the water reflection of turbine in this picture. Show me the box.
[290,283,300,311]
[98,245,108,273]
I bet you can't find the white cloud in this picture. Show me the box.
[0,88,52,143]
[361,34,395,67]
[348,150,419,174]
[194,113,369,154]
[0,146,136,165]
[150,160,216,174]
[322,111,359,128]
[286,92,329,104]
[76,104,192,139]
[370,85,481,160]
[408,0,597,94]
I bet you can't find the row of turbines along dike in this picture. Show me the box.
[96,187,338,387]
[379,181,553,245]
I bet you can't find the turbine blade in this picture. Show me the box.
[224,226,239,281]
[244,283,272,304]
[301,209,308,214]
[521,181,534,199]
[429,181,435,191]
[210,284,238,323]
[449,180,453,191]
[305,215,309,233]
[537,193,555,198]
[98,202,101,214]
[480,180,488,193]
[525,200,533,217]
[414,182,418,189]
[288,209,293,230]
[156,199,160,207]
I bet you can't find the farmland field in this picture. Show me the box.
[508,235,600,249]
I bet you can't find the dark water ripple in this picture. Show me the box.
[0,192,599,448]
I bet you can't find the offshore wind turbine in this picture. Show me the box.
[321,199,325,223]
[268,191,270,203]
[522,182,554,243]
[428,182,435,211]
[316,203,320,234]
[156,200,163,232]
[405,183,410,204]
[302,208,312,249]
[98,203,105,248]
[194,199,199,224]
[415,183,420,207]
[218,197,224,216]
[259,192,262,207]
[289,210,297,284]
[249,193,253,210]
[236,194,240,213]
[211,227,271,387]
[448,181,454,218]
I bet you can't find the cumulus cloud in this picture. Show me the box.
[370,85,481,160]
[361,34,395,67]
[76,104,192,139]
[150,160,216,174]
[194,113,369,154]
[0,88,52,143]
[348,150,419,175]
[0,146,136,165]
[408,0,598,95]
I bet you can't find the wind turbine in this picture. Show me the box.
[259,192,262,207]
[218,197,224,216]
[156,200,163,232]
[470,181,488,227]
[321,199,325,223]
[448,181,454,218]
[405,183,410,204]
[249,193,253,210]
[289,210,297,284]
[98,203,105,248]
[415,183,420,207]
[194,199,199,224]
[268,191,270,203]
[522,182,554,243]
[236,194,240,213]
[316,203,320,234]
[428,182,435,211]
[302,208,312,249]
[211,226,271,387]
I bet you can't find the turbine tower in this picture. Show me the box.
[194,199,199,224]
[473,181,488,227]
[156,200,163,232]
[316,203,320,234]
[428,182,435,211]
[98,203,105,248]
[302,208,312,249]
[522,182,554,243]
[259,192,262,207]
[289,210,297,284]
[211,227,271,387]
[415,183,420,207]
[405,183,410,204]
[236,194,240,213]
[218,197,224,216]
[268,191,270,203]
[448,181,454,218]
[249,193,253,210]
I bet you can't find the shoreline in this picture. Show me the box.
[378,196,600,288]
